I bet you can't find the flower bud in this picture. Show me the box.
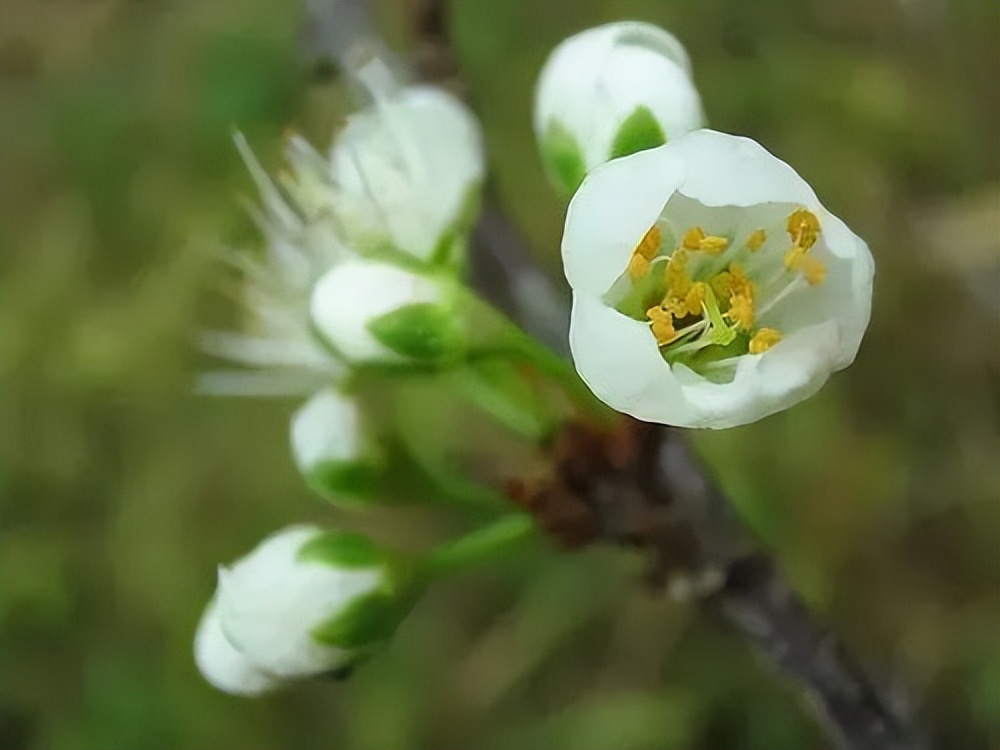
[534,22,704,195]
[194,598,278,696]
[310,259,466,367]
[290,387,381,504]
[208,526,410,683]
[330,77,485,265]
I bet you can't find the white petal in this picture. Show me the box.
[669,130,819,208]
[331,86,484,261]
[671,322,843,428]
[569,293,695,424]
[217,526,383,678]
[562,146,684,296]
[310,260,447,364]
[194,598,277,696]
[291,387,364,469]
[818,213,875,370]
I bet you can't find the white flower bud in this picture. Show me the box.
[310,259,465,366]
[563,130,874,428]
[194,598,278,696]
[330,81,485,264]
[534,21,704,195]
[213,525,400,681]
[290,387,381,503]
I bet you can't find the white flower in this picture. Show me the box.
[291,387,381,503]
[329,61,485,264]
[197,134,349,397]
[563,129,874,429]
[194,597,278,696]
[210,525,396,681]
[534,21,704,195]
[310,258,465,366]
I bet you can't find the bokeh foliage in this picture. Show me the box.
[1,0,997,748]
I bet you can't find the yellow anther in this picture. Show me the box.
[787,209,820,250]
[682,226,706,250]
[729,263,754,301]
[646,305,678,346]
[626,224,662,280]
[725,293,755,331]
[746,228,767,252]
[663,249,692,298]
[634,225,662,261]
[802,255,827,286]
[710,270,733,300]
[784,246,806,272]
[749,327,783,354]
[698,235,729,254]
[684,282,708,317]
[627,253,651,280]
[662,295,688,319]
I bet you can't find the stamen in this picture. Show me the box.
[698,235,729,254]
[683,282,708,317]
[749,328,783,354]
[746,228,767,252]
[627,224,662,280]
[801,255,827,286]
[627,253,651,280]
[663,248,692,297]
[646,305,678,345]
[784,246,806,272]
[682,226,705,250]
[709,269,733,300]
[725,293,755,331]
[728,263,754,301]
[786,209,820,249]
[681,225,728,254]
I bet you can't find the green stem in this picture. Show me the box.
[463,292,612,423]
[423,514,538,578]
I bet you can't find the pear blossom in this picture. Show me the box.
[535,21,704,195]
[310,258,466,367]
[290,387,381,503]
[203,525,404,685]
[329,61,485,264]
[563,129,874,429]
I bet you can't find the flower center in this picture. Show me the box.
[615,206,827,378]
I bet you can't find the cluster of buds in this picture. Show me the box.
[195,59,551,695]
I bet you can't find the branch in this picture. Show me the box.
[295,2,930,748]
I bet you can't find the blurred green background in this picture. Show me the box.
[1,0,997,748]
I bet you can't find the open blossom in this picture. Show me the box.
[329,61,485,264]
[563,129,874,429]
[196,526,406,692]
[535,21,704,195]
[290,387,381,503]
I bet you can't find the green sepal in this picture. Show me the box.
[541,119,588,196]
[304,459,382,504]
[297,531,386,570]
[609,105,666,161]
[429,183,482,269]
[310,590,401,650]
[367,302,466,363]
